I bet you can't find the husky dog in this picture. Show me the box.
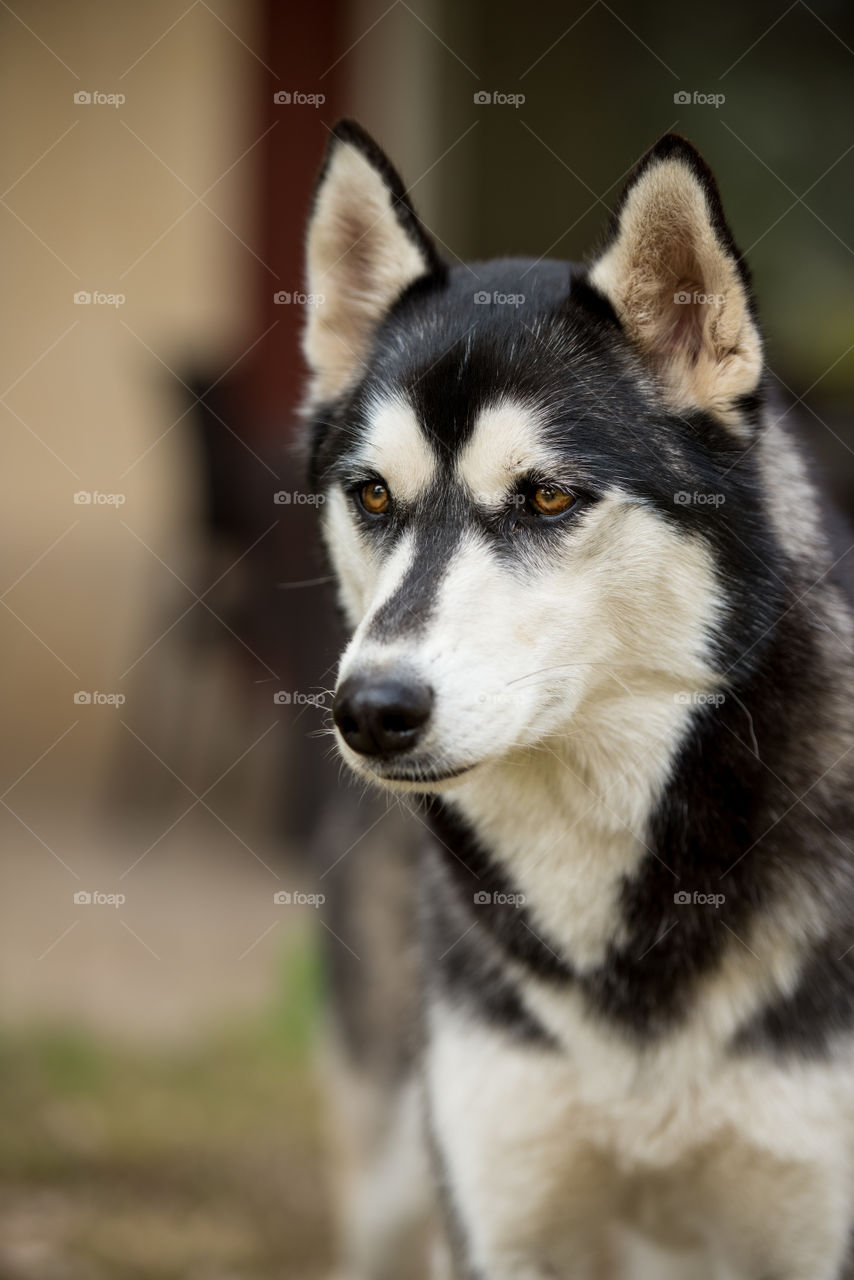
[302,120,854,1279]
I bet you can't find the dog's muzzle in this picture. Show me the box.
[333,672,433,758]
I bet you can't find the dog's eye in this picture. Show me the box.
[530,485,575,516]
[359,480,391,515]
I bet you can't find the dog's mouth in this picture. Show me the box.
[375,762,474,784]
[342,751,479,790]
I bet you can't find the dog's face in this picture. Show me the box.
[303,124,768,791]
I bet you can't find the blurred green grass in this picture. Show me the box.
[0,930,333,1279]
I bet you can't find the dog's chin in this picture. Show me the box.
[337,749,480,793]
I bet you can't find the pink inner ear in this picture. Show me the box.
[657,280,706,367]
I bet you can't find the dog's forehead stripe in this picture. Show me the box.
[361,395,438,499]
[456,399,552,498]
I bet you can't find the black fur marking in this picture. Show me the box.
[426,801,572,986]
[418,803,561,1044]
[592,602,830,1037]
[367,507,464,640]
[734,937,854,1059]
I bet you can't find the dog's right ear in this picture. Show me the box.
[586,135,762,430]
[303,120,442,403]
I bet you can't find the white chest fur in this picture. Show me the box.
[426,1004,854,1280]
[430,734,854,1278]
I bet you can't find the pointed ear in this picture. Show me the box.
[303,120,442,403]
[587,135,762,427]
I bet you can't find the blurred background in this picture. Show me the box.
[2,1,853,1275]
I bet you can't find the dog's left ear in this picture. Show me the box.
[303,120,442,403]
[588,135,762,425]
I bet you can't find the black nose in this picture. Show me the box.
[333,674,433,758]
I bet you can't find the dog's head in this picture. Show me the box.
[303,122,773,791]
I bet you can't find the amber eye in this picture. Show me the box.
[531,485,575,516]
[359,480,391,515]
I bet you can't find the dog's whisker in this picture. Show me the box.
[503,661,642,689]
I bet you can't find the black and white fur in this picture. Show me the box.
[303,120,854,1279]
